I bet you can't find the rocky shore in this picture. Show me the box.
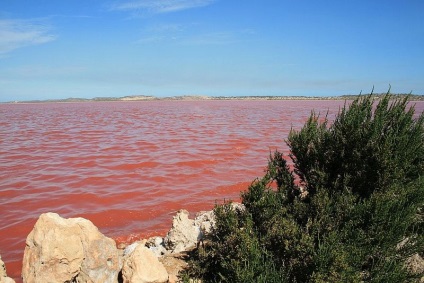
[0,206,226,283]
[2,202,424,282]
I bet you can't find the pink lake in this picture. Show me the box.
[1,99,422,281]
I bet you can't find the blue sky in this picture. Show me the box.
[0,1,423,102]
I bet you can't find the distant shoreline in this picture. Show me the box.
[3,93,424,104]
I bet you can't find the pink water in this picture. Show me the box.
[1,99,422,281]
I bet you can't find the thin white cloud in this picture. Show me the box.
[137,35,168,43]
[137,22,187,43]
[147,23,185,33]
[137,25,255,46]
[183,29,256,45]
[0,19,56,55]
[111,0,216,14]
[182,31,237,45]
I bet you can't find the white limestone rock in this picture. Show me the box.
[22,212,122,283]
[121,244,168,283]
[0,254,15,283]
[164,210,199,253]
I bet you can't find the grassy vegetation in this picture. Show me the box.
[184,92,424,282]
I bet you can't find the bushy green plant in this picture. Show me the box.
[183,202,285,283]
[186,93,424,282]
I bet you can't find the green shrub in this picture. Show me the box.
[289,93,424,198]
[186,93,424,282]
[184,203,285,283]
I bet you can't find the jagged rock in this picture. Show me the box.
[124,241,144,257]
[146,237,167,257]
[164,206,241,254]
[121,242,168,283]
[0,255,7,277]
[159,253,188,283]
[0,276,16,283]
[0,255,15,283]
[0,278,15,283]
[194,210,215,239]
[230,202,245,212]
[22,212,122,283]
[164,210,200,253]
